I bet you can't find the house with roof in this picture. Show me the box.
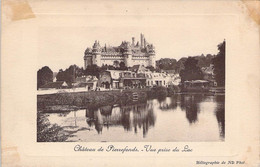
[97,65,181,90]
[38,81,69,90]
[182,80,210,92]
[74,76,98,91]
[119,71,146,89]
[106,70,122,89]
[130,64,150,74]
[98,70,147,89]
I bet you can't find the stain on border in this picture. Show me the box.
[241,0,260,26]
[3,0,35,21]
[2,146,21,166]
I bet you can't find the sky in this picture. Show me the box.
[36,2,235,72]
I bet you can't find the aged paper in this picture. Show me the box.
[1,0,259,166]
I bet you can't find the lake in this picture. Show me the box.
[39,94,225,142]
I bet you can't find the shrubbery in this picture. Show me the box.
[37,111,68,142]
[148,85,180,99]
[148,86,167,99]
[167,85,181,96]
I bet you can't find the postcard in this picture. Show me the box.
[1,0,259,166]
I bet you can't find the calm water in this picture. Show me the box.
[42,94,225,142]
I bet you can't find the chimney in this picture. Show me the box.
[140,33,144,48]
[132,37,135,46]
[144,38,146,47]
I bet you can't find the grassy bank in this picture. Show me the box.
[37,89,149,112]
[37,86,181,112]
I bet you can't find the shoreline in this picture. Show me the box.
[37,89,149,112]
[37,87,224,113]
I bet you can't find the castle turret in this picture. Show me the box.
[84,48,93,69]
[92,41,102,67]
[123,42,132,67]
[132,37,135,47]
[140,33,144,48]
[148,44,156,67]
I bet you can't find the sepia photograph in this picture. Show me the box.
[37,26,225,142]
[2,0,260,166]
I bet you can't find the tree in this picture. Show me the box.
[56,69,65,82]
[55,65,84,85]
[56,65,77,82]
[146,66,156,72]
[113,61,119,68]
[176,57,188,73]
[179,57,203,82]
[156,58,177,71]
[85,65,101,78]
[75,67,85,78]
[119,62,128,70]
[100,64,108,71]
[212,40,225,87]
[37,66,53,89]
[194,54,214,68]
[107,65,116,70]
[66,65,77,83]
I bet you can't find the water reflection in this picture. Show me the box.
[85,102,156,137]
[215,95,225,138]
[43,94,225,141]
[180,94,203,124]
[158,96,178,111]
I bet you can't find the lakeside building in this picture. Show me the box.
[84,33,156,68]
[73,76,98,91]
[98,70,147,89]
[182,80,210,92]
[98,65,181,90]
[146,72,181,87]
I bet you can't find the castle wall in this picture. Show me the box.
[96,55,151,67]
[132,59,149,66]
[101,55,124,66]
[100,59,124,66]
[87,54,154,68]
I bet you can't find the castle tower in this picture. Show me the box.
[92,40,102,67]
[84,48,93,69]
[123,42,132,67]
[148,44,156,67]
[140,33,144,48]
[132,37,135,47]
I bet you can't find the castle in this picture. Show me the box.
[84,33,156,69]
